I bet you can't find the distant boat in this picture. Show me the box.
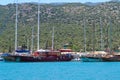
[0,58,3,61]
[80,56,103,62]
[81,52,120,62]
[80,51,107,62]
[102,54,120,62]
[80,49,120,62]
[0,53,3,61]
[80,17,106,62]
[80,17,120,62]
[100,48,120,62]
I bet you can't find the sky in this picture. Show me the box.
[0,0,111,5]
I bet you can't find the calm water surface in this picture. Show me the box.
[0,61,120,80]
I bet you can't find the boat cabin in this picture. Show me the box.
[33,49,61,57]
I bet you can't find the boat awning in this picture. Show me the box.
[59,49,72,52]
[37,49,51,52]
[36,49,60,53]
[15,50,30,53]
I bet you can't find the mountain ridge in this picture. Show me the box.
[0,2,120,52]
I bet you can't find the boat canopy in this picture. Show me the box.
[37,49,51,52]
[36,49,60,53]
[15,49,30,53]
[59,49,72,52]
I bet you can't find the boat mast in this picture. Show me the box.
[109,18,112,53]
[100,17,104,50]
[52,27,54,50]
[31,26,34,53]
[92,20,95,52]
[83,18,86,52]
[15,0,18,51]
[37,0,40,50]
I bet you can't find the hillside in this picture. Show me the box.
[0,1,120,52]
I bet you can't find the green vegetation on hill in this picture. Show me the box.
[0,2,120,52]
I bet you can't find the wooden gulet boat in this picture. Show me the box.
[2,1,73,62]
[2,49,73,62]
[80,17,106,62]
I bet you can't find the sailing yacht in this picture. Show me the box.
[80,18,107,62]
[2,1,73,62]
[80,17,120,62]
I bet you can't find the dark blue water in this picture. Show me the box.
[0,61,120,80]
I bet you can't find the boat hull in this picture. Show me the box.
[80,54,120,62]
[80,56,103,62]
[102,55,120,62]
[2,54,73,62]
[0,58,3,61]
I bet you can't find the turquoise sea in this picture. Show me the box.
[0,61,120,80]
